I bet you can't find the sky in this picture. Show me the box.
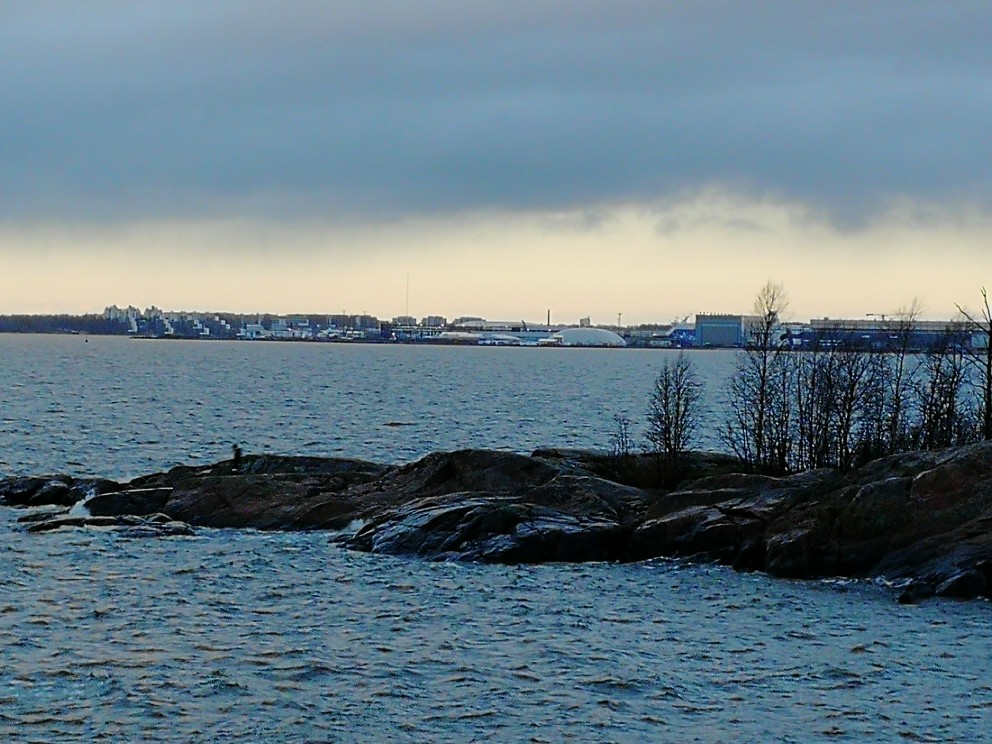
[1,1,990,324]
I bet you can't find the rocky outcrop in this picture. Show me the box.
[126,454,392,530]
[345,470,650,563]
[84,487,174,517]
[0,475,122,507]
[627,444,992,600]
[5,444,992,600]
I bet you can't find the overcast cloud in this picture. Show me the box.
[2,1,990,225]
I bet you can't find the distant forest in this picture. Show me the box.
[0,315,128,335]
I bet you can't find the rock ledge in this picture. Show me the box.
[4,445,992,601]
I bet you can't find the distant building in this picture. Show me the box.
[103,304,142,321]
[805,318,973,352]
[351,315,380,332]
[421,315,447,328]
[541,327,626,347]
[392,315,417,327]
[435,331,481,345]
[269,319,295,339]
[243,323,267,339]
[625,323,695,348]
[454,319,548,332]
[695,314,746,347]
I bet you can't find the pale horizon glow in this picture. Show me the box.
[2,192,989,325]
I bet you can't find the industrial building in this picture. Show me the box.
[694,314,746,347]
[803,318,977,352]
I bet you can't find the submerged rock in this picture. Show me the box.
[24,513,194,537]
[16,507,70,523]
[935,570,986,599]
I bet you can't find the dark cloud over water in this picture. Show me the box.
[3,1,989,224]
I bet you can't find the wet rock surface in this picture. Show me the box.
[4,444,992,599]
[18,511,194,537]
[0,475,122,507]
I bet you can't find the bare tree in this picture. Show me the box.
[609,413,634,460]
[956,287,992,441]
[793,337,835,471]
[914,325,974,450]
[647,352,702,476]
[723,281,793,473]
[831,342,885,470]
[793,329,887,471]
[881,299,924,453]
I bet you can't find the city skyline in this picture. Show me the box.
[2,3,990,322]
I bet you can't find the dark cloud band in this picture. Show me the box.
[2,1,989,224]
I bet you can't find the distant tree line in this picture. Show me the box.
[633,282,992,478]
[0,315,129,335]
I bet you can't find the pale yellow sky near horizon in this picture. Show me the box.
[2,193,990,325]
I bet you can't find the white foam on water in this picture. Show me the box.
[344,518,366,534]
[67,488,95,517]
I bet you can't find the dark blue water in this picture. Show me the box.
[0,334,735,480]
[1,335,989,742]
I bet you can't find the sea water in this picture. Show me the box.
[0,335,989,742]
[0,334,736,479]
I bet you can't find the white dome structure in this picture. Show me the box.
[546,327,627,347]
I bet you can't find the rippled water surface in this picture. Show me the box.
[3,517,990,742]
[1,335,990,741]
[0,335,736,480]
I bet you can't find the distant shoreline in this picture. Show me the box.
[0,330,692,349]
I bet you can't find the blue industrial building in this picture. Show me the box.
[800,319,977,352]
